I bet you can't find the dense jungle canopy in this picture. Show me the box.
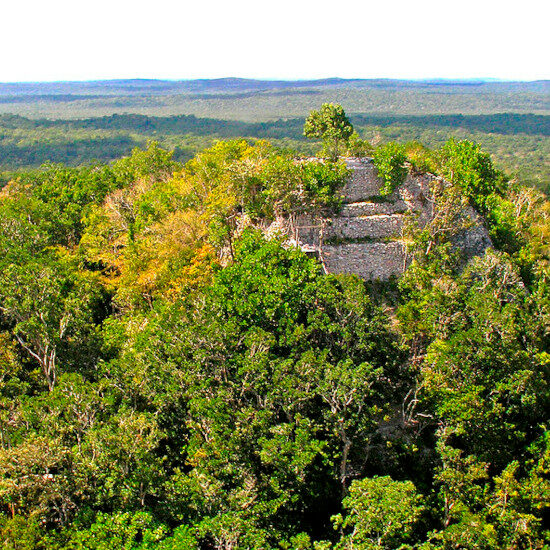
[0,107,549,548]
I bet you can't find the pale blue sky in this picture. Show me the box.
[2,0,548,82]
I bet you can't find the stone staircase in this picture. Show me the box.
[292,158,490,281]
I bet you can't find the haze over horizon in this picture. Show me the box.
[2,0,548,83]
[1,76,547,85]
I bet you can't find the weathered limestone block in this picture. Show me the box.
[326,214,404,240]
[453,206,493,258]
[340,200,407,217]
[322,242,406,280]
[340,158,385,202]
[397,173,435,226]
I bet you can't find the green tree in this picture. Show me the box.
[66,512,184,550]
[333,476,423,550]
[0,516,47,550]
[304,104,354,161]
[0,253,102,391]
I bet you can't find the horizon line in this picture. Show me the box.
[1,76,549,85]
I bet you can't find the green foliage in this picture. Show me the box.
[0,138,548,549]
[67,512,168,549]
[0,252,102,390]
[65,512,198,549]
[1,104,548,192]
[158,231,401,546]
[437,138,505,212]
[304,104,354,160]
[345,132,374,158]
[0,516,47,550]
[333,476,423,549]
[404,140,437,174]
[109,142,179,183]
[372,142,408,196]
[1,165,120,248]
[300,160,348,209]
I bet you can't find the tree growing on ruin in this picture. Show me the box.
[304,103,354,161]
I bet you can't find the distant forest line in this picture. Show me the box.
[0,78,548,190]
[1,112,549,192]
[2,112,549,136]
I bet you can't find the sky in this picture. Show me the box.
[1,0,549,82]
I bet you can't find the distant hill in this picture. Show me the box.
[0,77,548,97]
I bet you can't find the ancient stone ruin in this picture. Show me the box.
[283,158,492,281]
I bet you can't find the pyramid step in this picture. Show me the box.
[321,242,407,280]
[340,200,407,217]
[327,214,404,240]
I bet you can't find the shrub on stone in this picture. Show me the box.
[373,142,408,196]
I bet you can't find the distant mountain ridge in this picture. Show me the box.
[1,77,548,96]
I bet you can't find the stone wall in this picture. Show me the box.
[281,158,491,281]
[321,242,407,280]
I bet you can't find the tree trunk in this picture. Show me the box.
[339,425,352,498]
